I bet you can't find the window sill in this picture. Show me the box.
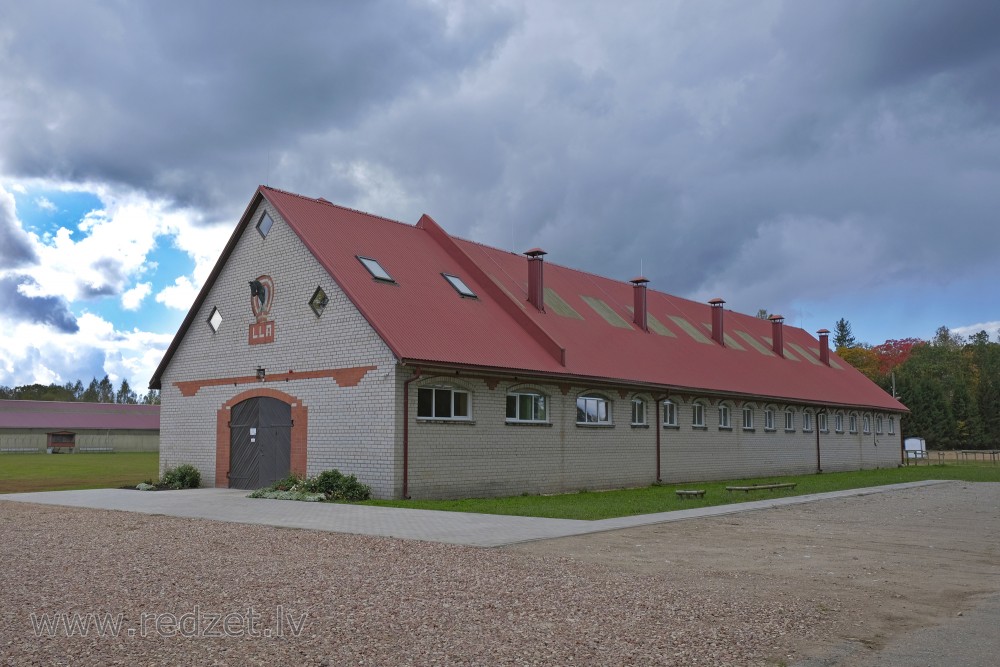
[718,426,733,431]
[803,429,814,434]
[835,430,844,434]
[764,428,776,432]
[742,428,755,433]
[784,429,796,433]
[820,429,830,434]
[631,423,650,429]
[576,423,615,428]
[692,425,707,431]
[417,418,476,425]
[662,424,679,430]
[505,420,552,427]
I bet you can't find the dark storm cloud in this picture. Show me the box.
[0,191,37,268]
[0,276,79,332]
[0,0,519,220]
[1,0,1000,320]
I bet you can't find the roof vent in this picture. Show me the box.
[817,328,831,366]
[708,298,726,346]
[630,277,650,332]
[524,248,547,312]
[769,314,785,358]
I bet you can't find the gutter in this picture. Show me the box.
[401,367,422,499]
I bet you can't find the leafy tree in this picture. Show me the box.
[833,318,856,349]
[755,309,769,319]
[141,389,161,405]
[97,375,115,403]
[81,377,101,402]
[116,379,139,405]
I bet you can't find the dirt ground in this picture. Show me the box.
[1,482,997,665]
[512,481,1000,665]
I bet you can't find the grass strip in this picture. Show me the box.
[0,452,159,494]
[360,464,1000,520]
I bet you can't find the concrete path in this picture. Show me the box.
[0,480,946,547]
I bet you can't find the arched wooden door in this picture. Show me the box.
[228,396,292,489]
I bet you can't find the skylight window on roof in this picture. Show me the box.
[443,273,477,298]
[544,288,583,319]
[580,295,632,329]
[668,316,712,344]
[208,307,223,333]
[357,256,394,282]
[257,212,273,238]
[736,331,776,356]
[788,342,822,365]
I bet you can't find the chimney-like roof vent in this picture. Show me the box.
[709,298,726,345]
[630,276,650,285]
[769,314,785,357]
[817,328,831,366]
[631,277,649,331]
[525,248,546,311]
[524,248,547,258]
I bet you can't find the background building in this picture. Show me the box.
[0,401,159,453]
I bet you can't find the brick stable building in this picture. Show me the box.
[151,186,907,498]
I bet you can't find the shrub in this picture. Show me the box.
[249,469,371,502]
[158,464,201,490]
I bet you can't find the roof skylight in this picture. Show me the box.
[357,256,394,282]
[443,273,477,298]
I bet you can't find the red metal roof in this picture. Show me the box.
[152,186,906,413]
[0,400,160,430]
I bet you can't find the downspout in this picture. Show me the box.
[815,412,822,472]
[655,399,662,483]
[402,367,422,499]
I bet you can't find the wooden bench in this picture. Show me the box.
[79,447,114,453]
[725,483,797,492]
[675,489,706,498]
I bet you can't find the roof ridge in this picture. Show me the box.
[259,185,417,231]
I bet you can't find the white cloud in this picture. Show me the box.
[155,275,200,310]
[35,196,57,212]
[951,321,1000,339]
[0,312,173,390]
[121,282,152,310]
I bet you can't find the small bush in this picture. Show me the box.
[249,469,371,502]
[247,489,324,502]
[158,464,201,490]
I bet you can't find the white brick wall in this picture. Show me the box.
[159,199,398,497]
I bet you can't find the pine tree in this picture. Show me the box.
[833,318,856,349]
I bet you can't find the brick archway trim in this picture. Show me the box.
[216,387,307,488]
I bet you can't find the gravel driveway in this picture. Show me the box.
[2,481,997,666]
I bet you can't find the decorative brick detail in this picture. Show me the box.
[215,387,308,488]
[175,365,376,397]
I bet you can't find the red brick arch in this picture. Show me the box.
[216,387,308,488]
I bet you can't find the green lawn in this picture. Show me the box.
[0,452,159,494]
[361,463,1000,520]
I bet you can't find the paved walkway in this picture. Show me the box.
[0,480,947,547]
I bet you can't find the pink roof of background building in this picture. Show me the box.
[151,186,906,413]
[0,400,160,430]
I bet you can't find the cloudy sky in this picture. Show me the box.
[2,0,999,390]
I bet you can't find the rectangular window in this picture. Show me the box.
[576,396,611,424]
[785,411,795,431]
[835,414,844,433]
[692,403,705,427]
[803,412,813,432]
[256,212,273,238]
[819,413,828,432]
[357,256,394,282]
[863,415,871,434]
[849,414,858,433]
[506,392,547,422]
[442,273,477,298]
[888,416,896,435]
[663,400,677,426]
[742,407,754,430]
[718,405,731,428]
[764,409,775,431]
[631,399,646,425]
[876,416,883,434]
[417,387,470,420]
